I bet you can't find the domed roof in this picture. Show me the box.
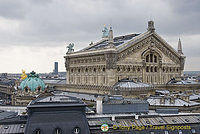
[19,71,46,91]
[113,78,151,88]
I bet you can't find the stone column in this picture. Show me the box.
[96,97,103,114]
[106,69,116,86]
[65,57,70,84]
[66,70,70,84]
[105,52,117,86]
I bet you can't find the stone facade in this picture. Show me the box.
[64,21,186,86]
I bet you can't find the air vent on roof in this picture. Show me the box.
[185,119,189,122]
[20,124,25,128]
[4,125,9,129]
[146,121,150,124]
[172,119,177,123]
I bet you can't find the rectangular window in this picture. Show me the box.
[150,67,153,72]
[146,66,149,72]
[146,55,149,62]
[150,54,153,62]
[154,67,157,72]
[154,55,157,63]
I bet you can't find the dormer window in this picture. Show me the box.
[54,128,62,134]
[73,127,80,134]
[33,129,41,134]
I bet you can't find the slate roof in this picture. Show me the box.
[0,110,17,121]
[83,33,140,51]
[105,97,148,105]
[28,95,85,108]
[0,124,26,134]
[147,97,200,106]
[88,114,200,133]
[43,79,66,84]
[25,95,90,134]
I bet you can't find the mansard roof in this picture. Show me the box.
[65,21,184,59]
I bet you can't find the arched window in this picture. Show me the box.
[25,87,28,92]
[93,68,96,72]
[37,87,41,92]
[145,53,159,63]
[163,67,165,72]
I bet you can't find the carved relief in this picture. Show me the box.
[65,57,70,70]
[105,53,117,69]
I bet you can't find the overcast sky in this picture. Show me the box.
[0,0,199,73]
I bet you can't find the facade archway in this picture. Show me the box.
[141,49,162,84]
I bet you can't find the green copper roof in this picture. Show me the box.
[19,71,45,91]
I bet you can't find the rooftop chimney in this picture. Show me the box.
[135,114,139,120]
[96,96,103,114]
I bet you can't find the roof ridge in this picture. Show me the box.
[114,33,140,39]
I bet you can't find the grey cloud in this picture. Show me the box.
[0,0,28,19]
[0,0,199,72]
[0,0,199,46]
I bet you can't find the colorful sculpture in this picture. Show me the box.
[20,69,27,80]
[102,24,109,38]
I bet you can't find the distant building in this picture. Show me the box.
[1,95,200,134]
[13,71,47,106]
[147,95,200,112]
[112,78,154,96]
[65,21,186,86]
[0,95,90,134]
[19,71,46,92]
[53,62,58,75]
[25,95,90,134]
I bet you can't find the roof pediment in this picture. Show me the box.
[116,31,182,64]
